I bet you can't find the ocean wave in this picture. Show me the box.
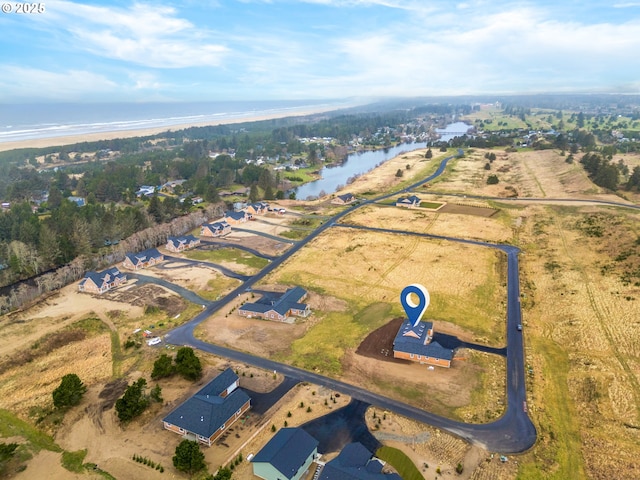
[0,101,345,143]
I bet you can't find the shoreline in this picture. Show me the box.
[0,105,343,153]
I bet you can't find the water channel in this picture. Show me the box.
[292,121,471,200]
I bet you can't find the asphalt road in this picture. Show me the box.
[164,149,537,453]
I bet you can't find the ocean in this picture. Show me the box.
[0,100,347,144]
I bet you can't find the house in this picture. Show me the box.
[201,221,231,237]
[319,442,402,480]
[245,202,269,215]
[331,193,356,205]
[251,428,319,480]
[122,248,164,270]
[392,319,454,368]
[135,185,157,197]
[224,210,251,224]
[67,196,86,207]
[166,235,201,252]
[163,368,251,447]
[238,287,311,322]
[395,195,421,208]
[78,267,127,294]
[162,179,187,193]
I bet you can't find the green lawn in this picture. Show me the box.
[0,409,61,453]
[419,201,443,209]
[376,446,424,480]
[277,302,392,375]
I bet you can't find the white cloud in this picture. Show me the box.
[42,1,228,68]
[0,67,119,101]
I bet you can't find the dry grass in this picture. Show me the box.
[267,228,506,343]
[343,204,514,244]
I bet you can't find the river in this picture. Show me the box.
[292,121,471,200]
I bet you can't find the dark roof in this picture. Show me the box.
[163,368,250,439]
[168,235,199,246]
[251,428,318,479]
[393,319,454,361]
[398,195,420,204]
[319,443,402,480]
[124,248,162,264]
[81,267,125,287]
[338,193,355,202]
[225,210,248,221]
[239,287,308,317]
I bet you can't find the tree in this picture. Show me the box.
[425,148,433,159]
[212,467,233,480]
[52,373,87,408]
[175,347,202,381]
[249,185,259,203]
[173,440,206,475]
[150,384,163,403]
[151,353,174,380]
[115,378,149,422]
[395,169,403,178]
[487,174,499,185]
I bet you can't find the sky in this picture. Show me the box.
[1,0,639,103]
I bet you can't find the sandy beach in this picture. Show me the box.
[0,104,344,153]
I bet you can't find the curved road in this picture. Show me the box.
[164,149,537,453]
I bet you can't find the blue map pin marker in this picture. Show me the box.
[401,284,430,327]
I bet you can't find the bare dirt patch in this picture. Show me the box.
[199,230,293,256]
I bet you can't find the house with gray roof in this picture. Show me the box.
[78,267,127,294]
[331,192,356,205]
[238,287,310,322]
[251,427,319,480]
[392,318,454,368]
[163,368,251,447]
[319,442,402,480]
[201,221,231,237]
[122,248,164,270]
[166,235,201,252]
[224,210,251,224]
[395,195,421,208]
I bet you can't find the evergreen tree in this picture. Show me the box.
[52,373,87,408]
[175,347,202,381]
[115,378,149,422]
[172,440,206,475]
[151,354,174,380]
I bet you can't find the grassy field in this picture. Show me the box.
[268,228,506,345]
[275,303,392,375]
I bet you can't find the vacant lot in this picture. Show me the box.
[343,204,513,244]
[431,149,635,204]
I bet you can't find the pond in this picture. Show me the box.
[292,121,471,200]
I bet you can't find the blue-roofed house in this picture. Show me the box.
[392,318,454,368]
[201,221,231,237]
[395,195,421,208]
[166,235,201,252]
[331,192,356,205]
[122,248,164,270]
[224,210,251,224]
[67,196,86,207]
[163,368,251,447]
[78,267,127,294]
[251,428,319,480]
[319,443,402,480]
[245,202,269,215]
[238,287,311,322]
